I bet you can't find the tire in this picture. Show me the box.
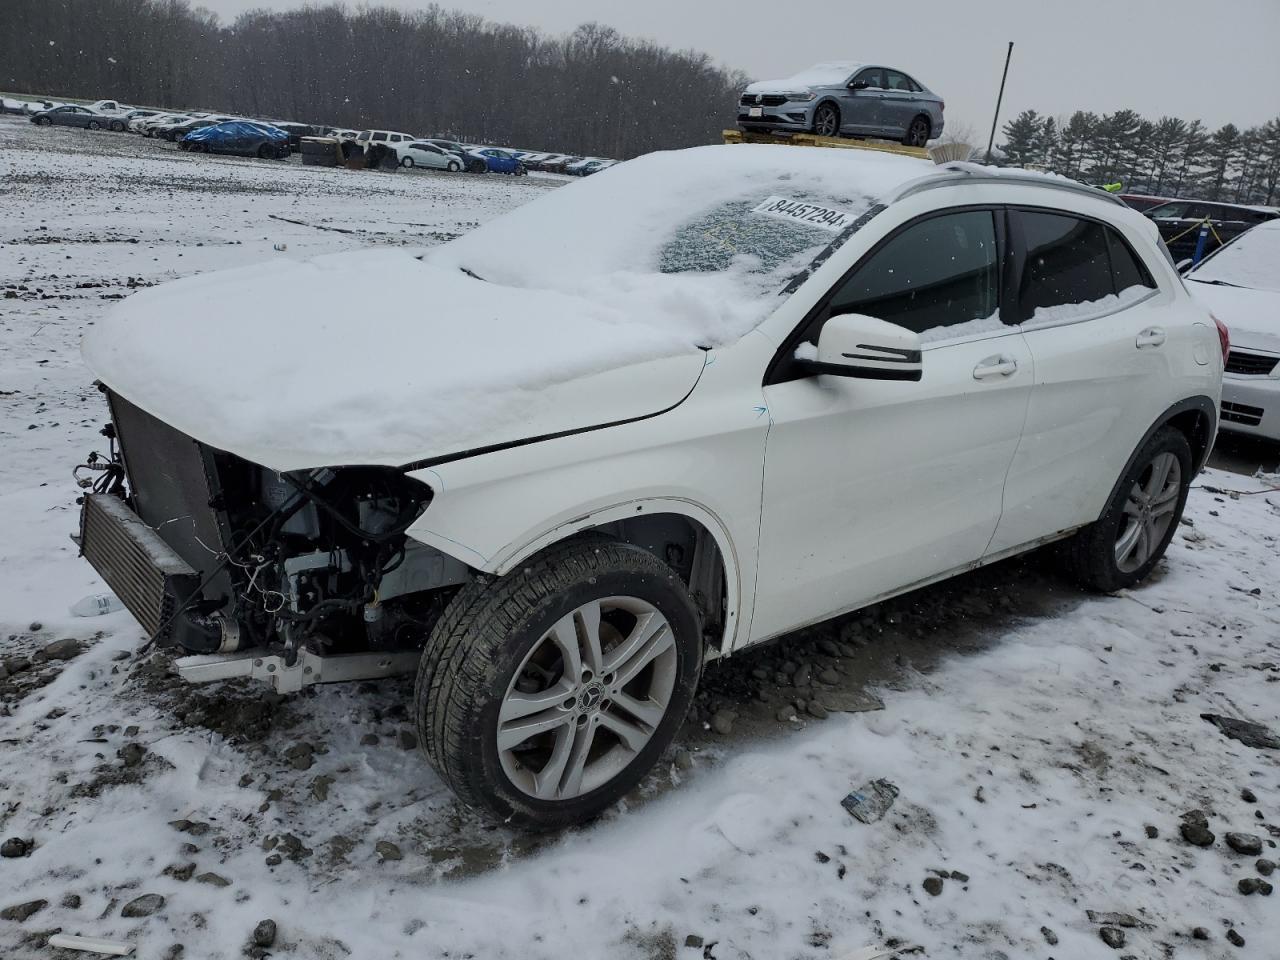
[903,115,931,147]
[400,156,414,168]
[1060,425,1192,593]
[256,143,273,160]
[447,160,461,172]
[36,117,50,126]
[415,538,702,830]
[87,120,101,130]
[813,102,840,138]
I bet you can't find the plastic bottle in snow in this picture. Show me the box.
[69,593,124,617]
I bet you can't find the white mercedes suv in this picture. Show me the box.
[77,145,1224,829]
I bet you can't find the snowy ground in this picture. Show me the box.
[3,118,1280,960]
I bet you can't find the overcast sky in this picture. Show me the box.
[197,0,1278,134]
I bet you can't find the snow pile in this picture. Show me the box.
[1188,219,1280,294]
[744,61,863,93]
[85,145,930,467]
[1023,284,1153,328]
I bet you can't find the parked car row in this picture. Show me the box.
[9,92,622,176]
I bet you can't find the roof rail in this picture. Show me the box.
[891,162,1127,208]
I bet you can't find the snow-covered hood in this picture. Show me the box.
[744,61,862,95]
[1186,279,1280,355]
[82,248,708,472]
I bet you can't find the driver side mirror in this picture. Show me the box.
[797,313,923,381]
[849,80,870,90]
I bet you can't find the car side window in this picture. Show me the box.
[1017,211,1121,321]
[1107,229,1157,294]
[372,132,387,142]
[852,68,884,89]
[1151,202,1187,219]
[884,70,912,91]
[826,210,1000,339]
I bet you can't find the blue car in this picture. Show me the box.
[180,121,290,159]
[472,148,527,175]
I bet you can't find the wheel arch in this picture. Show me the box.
[1098,395,1217,521]
[489,499,741,660]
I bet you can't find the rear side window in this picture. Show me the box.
[1016,210,1155,322]
[827,209,1000,339]
[1107,230,1156,293]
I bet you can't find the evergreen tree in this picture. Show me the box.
[999,109,1043,167]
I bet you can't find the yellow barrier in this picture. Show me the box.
[722,128,930,160]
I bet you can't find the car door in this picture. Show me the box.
[838,67,887,136]
[987,207,1170,554]
[881,70,921,138]
[751,208,1033,643]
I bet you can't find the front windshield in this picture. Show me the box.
[1187,224,1280,293]
[432,144,931,348]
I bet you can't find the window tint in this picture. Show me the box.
[372,132,387,141]
[1149,202,1189,219]
[827,210,999,337]
[884,70,913,91]
[1107,229,1156,293]
[853,68,884,89]
[1018,211,1113,318]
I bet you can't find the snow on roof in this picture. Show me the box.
[744,61,864,93]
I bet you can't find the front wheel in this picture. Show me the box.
[87,120,101,130]
[415,538,702,830]
[110,120,124,132]
[1060,425,1192,592]
[447,160,461,172]
[813,102,840,138]
[400,156,414,167]
[36,117,51,126]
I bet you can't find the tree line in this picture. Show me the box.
[0,0,748,159]
[998,108,1280,206]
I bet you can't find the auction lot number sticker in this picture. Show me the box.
[752,195,853,232]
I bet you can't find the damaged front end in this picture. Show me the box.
[77,389,469,691]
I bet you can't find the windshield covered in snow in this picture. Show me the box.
[1187,221,1280,293]
[431,144,932,348]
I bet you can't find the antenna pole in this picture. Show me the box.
[984,42,1014,165]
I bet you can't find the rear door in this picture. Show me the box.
[752,207,1032,642]
[988,207,1170,553]
[881,69,921,138]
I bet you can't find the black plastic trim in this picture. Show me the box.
[1096,395,1219,521]
[795,358,923,381]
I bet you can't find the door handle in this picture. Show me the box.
[1136,327,1167,349]
[973,355,1018,380]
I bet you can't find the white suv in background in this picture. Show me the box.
[1184,219,1280,440]
[355,129,415,146]
[79,147,1223,830]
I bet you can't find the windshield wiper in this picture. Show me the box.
[1187,277,1242,288]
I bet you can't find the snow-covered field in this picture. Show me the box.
[3,118,1280,960]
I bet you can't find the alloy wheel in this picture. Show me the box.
[497,596,677,801]
[814,105,839,137]
[1114,452,1181,573]
[908,117,929,146]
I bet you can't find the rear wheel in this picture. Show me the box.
[1060,426,1192,592]
[813,103,840,137]
[415,538,702,830]
[903,115,930,147]
[87,120,101,130]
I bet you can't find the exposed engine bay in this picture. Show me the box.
[76,388,472,688]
